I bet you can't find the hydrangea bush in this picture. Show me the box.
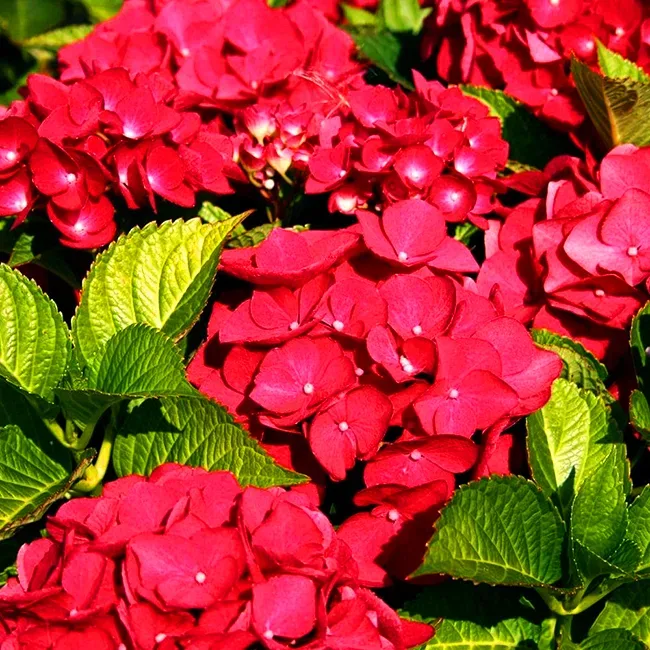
[0,0,649,648]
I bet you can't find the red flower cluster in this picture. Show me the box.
[478,146,650,361]
[59,0,361,112]
[189,198,562,583]
[304,76,509,227]
[0,464,433,649]
[0,69,242,247]
[421,0,650,129]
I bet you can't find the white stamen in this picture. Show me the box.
[628,246,639,257]
[399,356,414,374]
[303,383,315,395]
[398,251,408,262]
[155,633,167,644]
[355,367,364,377]
[549,0,560,5]
[180,47,191,57]
[15,198,27,211]
[69,609,79,617]
[645,346,650,357]
[595,289,605,297]
[585,40,594,51]
[615,27,625,37]
[412,325,423,336]
[5,151,17,162]
[195,571,207,584]
[450,191,460,202]
[339,169,347,178]
[410,450,422,461]
[263,630,274,640]
[289,321,299,331]
[263,178,275,190]
[332,320,344,332]
[387,509,400,522]
[66,173,77,183]
[448,388,459,399]
[123,127,137,139]
[339,421,349,432]
[251,81,259,90]
[550,88,559,96]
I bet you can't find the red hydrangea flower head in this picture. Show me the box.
[0,464,433,649]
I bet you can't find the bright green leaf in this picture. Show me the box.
[414,476,565,586]
[341,3,377,26]
[227,221,280,249]
[630,390,650,442]
[630,302,650,391]
[531,330,607,393]
[580,629,645,650]
[0,425,90,540]
[459,85,574,168]
[0,264,70,399]
[72,218,241,366]
[23,24,93,51]
[379,0,431,33]
[113,396,307,487]
[343,26,414,89]
[401,582,543,649]
[0,0,64,41]
[572,57,650,149]
[454,222,479,246]
[597,41,650,84]
[591,580,650,644]
[628,486,650,573]
[76,0,122,22]
[527,380,624,515]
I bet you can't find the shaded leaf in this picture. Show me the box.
[23,24,93,51]
[591,580,650,644]
[0,0,64,41]
[628,486,650,573]
[580,629,645,649]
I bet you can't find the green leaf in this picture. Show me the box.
[72,218,241,366]
[267,0,290,6]
[630,390,650,441]
[341,3,377,26]
[378,0,431,33]
[591,580,650,644]
[580,629,646,650]
[628,486,650,573]
[57,325,196,433]
[401,582,543,649]
[227,221,280,249]
[454,222,479,246]
[572,57,650,149]
[23,24,93,51]
[459,85,574,168]
[597,41,650,84]
[343,26,414,89]
[198,202,248,233]
[571,444,636,581]
[0,425,91,540]
[0,0,64,41]
[630,302,650,391]
[113,396,307,487]
[413,476,565,586]
[531,330,607,393]
[0,264,70,399]
[77,0,122,22]
[527,380,624,516]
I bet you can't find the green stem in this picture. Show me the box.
[72,408,118,494]
[536,578,626,617]
[44,420,68,446]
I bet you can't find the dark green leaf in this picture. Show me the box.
[401,582,543,649]
[459,85,574,168]
[630,390,650,441]
[23,24,93,51]
[113,396,307,487]
[630,302,650,391]
[0,0,64,42]
[227,221,280,248]
[591,580,650,644]
[531,330,607,393]
[580,629,645,650]
[414,476,565,586]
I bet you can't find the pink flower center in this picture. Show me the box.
[5,151,16,162]
[355,367,364,377]
[550,88,559,96]
[398,251,408,261]
[594,289,605,297]
[549,0,560,5]
[333,320,345,331]
[155,633,167,644]
[448,388,460,399]
[339,169,347,178]
[338,421,349,432]
[66,173,77,184]
[15,198,27,211]
[251,81,259,90]
[124,127,138,139]
[627,246,639,257]
[303,383,315,395]
[195,571,207,584]
[615,27,625,37]
[181,47,191,57]
[289,321,299,330]
[387,509,400,522]
[263,630,274,640]
[412,325,423,336]
[410,450,422,461]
